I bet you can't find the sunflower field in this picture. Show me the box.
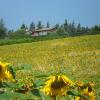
[0,34,100,100]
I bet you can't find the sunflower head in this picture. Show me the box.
[42,75,73,96]
[0,61,15,82]
[0,61,7,81]
[88,81,94,87]
[51,75,66,89]
[76,81,96,100]
[76,81,84,87]
[88,91,96,100]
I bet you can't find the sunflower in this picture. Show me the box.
[42,75,73,96]
[75,81,96,100]
[76,81,84,87]
[0,61,15,82]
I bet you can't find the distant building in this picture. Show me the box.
[31,27,56,36]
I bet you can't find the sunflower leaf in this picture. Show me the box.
[3,82,19,89]
[34,74,49,78]
[0,92,32,100]
[67,91,89,100]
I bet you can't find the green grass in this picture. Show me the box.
[0,34,100,99]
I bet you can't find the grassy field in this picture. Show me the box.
[0,34,100,99]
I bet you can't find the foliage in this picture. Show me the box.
[0,34,68,46]
[9,29,30,39]
[37,21,43,29]
[0,18,7,39]
[20,24,27,30]
[90,25,100,34]
[56,26,67,36]
[29,22,35,31]
[46,21,50,28]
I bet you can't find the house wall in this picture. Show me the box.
[39,31,47,36]
[32,31,47,36]
[33,32,39,36]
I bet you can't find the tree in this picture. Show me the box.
[55,24,59,29]
[91,25,100,34]
[56,26,66,36]
[77,23,81,32]
[29,22,35,31]
[71,21,76,33]
[64,19,68,32]
[46,21,50,28]
[81,27,90,34]
[0,18,7,38]
[68,23,72,33]
[37,21,42,29]
[6,30,14,38]
[10,29,28,39]
[20,24,26,30]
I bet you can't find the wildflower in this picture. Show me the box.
[42,75,73,96]
[0,61,15,82]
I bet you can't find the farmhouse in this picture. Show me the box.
[31,27,56,36]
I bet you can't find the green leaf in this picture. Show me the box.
[0,92,32,100]
[0,81,4,88]
[67,91,89,100]
[34,74,49,78]
[26,91,42,100]
[0,93,10,100]
[35,79,45,87]
[3,82,19,89]
[7,65,16,79]
[31,88,41,97]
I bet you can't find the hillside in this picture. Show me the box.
[0,34,100,99]
[0,34,100,80]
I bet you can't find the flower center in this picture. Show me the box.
[51,77,66,89]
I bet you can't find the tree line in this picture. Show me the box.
[0,18,100,39]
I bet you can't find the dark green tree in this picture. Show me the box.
[56,25,66,36]
[77,23,81,32]
[10,29,28,39]
[71,21,76,33]
[91,25,100,34]
[68,23,72,33]
[80,27,90,34]
[29,22,35,31]
[55,24,59,29]
[64,19,68,32]
[0,18,7,38]
[37,21,42,29]
[6,30,14,38]
[46,21,50,28]
[20,24,26,29]
[85,27,90,33]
